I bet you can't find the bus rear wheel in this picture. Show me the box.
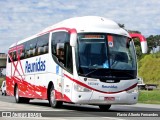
[99,105,111,111]
[15,86,30,103]
[49,86,63,108]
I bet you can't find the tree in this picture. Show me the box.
[147,35,160,53]
[128,30,143,60]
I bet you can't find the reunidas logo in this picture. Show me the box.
[25,58,46,73]
[102,85,117,88]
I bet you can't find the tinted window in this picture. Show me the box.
[28,38,37,57]
[8,52,13,63]
[20,44,25,59]
[37,33,49,55]
[24,41,30,59]
[8,33,49,62]
[51,32,73,73]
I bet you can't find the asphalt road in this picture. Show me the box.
[0,93,160,120]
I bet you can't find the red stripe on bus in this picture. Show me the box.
[38,27,77,36]
[64,74,137,94]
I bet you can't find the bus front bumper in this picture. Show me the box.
[72,91,138,105]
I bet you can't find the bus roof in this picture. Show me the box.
[9,16,129,48]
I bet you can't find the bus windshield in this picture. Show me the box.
[77,33,137,79]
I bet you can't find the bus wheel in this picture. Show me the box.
[22,98,30,103]
[15,86,22,103]
[49,86,63,108]
[15,86,30,103]
[99,105,111,111]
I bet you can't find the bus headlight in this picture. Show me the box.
[127,86,138,93]
[74,83,91,92]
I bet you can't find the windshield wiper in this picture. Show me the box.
[84,68,101,77]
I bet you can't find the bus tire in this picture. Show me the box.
[22,98,30,103]
[49,86,63,108]
[99,105,111,111]
[15,85,22,103]
[15,86,30,103]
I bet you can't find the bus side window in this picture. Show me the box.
[52,32,68,62]
[24,42,30,59]
[51,31,73,73]
[56,43,64,63]
[44,45,48,54]
[20,47,25,59]
[37,33,49,55]
[11,52,14,61]
[13,51,17,61]
[51,34,56,56]
[29,38,37,57]
[8,52,12,63]
[38,47,43,55]
[17,49,21,60]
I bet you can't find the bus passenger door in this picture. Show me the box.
[51,31,74,101]
[62,42,74,102]
[56,67,65,100]
[56,42,73,101]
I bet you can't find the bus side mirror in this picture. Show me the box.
[70,29,77,47]
[129,33,148,54]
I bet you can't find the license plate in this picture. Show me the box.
[104,97,115,101]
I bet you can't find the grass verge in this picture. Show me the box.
[138,90,160,104]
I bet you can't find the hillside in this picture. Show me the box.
[138,53,160,87]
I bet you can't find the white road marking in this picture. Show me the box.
[0,101,72,111]
[102,117,126,120]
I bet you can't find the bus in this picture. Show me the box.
[6,16,147,111]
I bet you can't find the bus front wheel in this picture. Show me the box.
[99,105,111,111]
[49,86,63,108]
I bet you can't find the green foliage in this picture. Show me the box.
[138,53,160,86]
[147,35,160,53]
[0,77,5,86]
[138,90,160,104]
[135,43,142,59]
[132,37,143,60]
[127,30,143,59]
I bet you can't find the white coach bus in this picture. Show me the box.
[6,16,147,111]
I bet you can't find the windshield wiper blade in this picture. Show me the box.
[84,68,101,77]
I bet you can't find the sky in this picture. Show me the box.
[0,0,160,53]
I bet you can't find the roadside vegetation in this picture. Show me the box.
[138,90,160,104]
[138,53,160,87]
[0,77,5,86]
[119,27,160,87]
[136,35,160,104]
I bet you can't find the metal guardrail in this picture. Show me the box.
[138,84,159,90]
